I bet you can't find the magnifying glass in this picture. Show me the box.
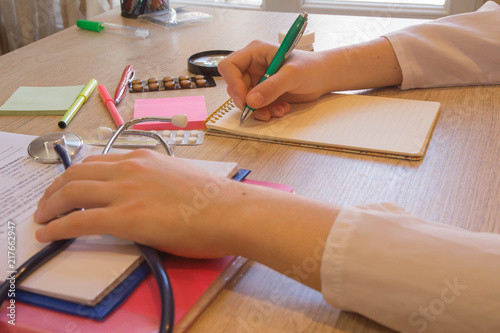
[188,50,233,76]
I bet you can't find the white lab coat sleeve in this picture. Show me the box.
[320,202,500,333]
[383,1,500,90]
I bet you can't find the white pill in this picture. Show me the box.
[188,136,198,143]
[176,130,185,137]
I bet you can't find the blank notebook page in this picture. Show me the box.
[206,93,441,159]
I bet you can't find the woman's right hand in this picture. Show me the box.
[218,38,404,122]
[218,40,333,121]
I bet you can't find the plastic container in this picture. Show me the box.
[120,0,169,19]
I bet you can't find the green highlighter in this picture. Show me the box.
[76,19,150,39]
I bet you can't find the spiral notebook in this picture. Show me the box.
[204,93,441,160]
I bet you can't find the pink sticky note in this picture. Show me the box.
[133,96,208,130]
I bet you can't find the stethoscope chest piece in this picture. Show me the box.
[28,132,83,164]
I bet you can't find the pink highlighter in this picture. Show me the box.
[97,84,125,127]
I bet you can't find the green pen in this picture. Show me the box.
[58,79,98,129]
[240,12,308,124]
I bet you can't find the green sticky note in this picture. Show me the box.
[0,86,85,116]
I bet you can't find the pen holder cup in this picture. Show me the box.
[120,0,170,18]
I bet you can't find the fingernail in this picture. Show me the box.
[233,96,244,110]
[283,103,291,115]
[253,113,270,122]
[36,228,46,242]
[34,209,40,223]
[247,91,264,108]
[270,105,285,117]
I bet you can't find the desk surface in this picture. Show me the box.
[0,6,498,333]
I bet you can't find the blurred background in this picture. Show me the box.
[0,0,495,55]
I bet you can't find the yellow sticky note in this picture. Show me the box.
[0,86,84,116]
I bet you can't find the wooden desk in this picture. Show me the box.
[0,7,498,333]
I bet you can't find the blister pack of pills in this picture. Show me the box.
[161,129,205,145]
[89,127,205,148]
[129,75,216,93]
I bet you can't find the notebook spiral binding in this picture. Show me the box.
[203,98,235,130]
[202,97,432,161]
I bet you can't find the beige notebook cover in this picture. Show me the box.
[205,93,441,160]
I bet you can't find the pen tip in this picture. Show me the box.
[240,106,254,125]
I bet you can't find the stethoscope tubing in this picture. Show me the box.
[3,126,177,333]
[137,244,175,332]
[103,118,176,333]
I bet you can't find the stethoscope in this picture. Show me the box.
[0,116,190,333]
